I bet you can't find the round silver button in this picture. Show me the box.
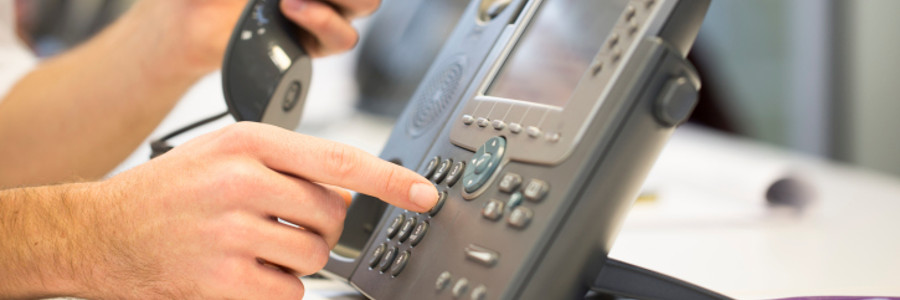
[476,117,490,128]
[547,132,561,143]
[509,123,523,134]
[462,114,475,125]
[526,126,542,138]
[491,120,506,130]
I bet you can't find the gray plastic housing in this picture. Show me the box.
[323,0,709,299]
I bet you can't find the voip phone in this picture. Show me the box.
[223,0,727,299]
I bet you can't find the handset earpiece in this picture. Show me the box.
[222,0,312,130]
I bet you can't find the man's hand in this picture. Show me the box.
[138,0,379,78]
[0,122,437,299]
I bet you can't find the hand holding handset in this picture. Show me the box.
[223,0,312,130]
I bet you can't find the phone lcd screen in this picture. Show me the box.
[486,0,629,108]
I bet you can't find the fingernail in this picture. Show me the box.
[409,183,438,212]
[283,0,306,11]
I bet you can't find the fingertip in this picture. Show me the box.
[281,0,307,13]
[408,182,439,213]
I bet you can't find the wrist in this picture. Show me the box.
[0,183,100,298]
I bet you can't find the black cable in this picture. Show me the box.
[149,111,231,159]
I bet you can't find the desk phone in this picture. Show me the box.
[320,0,716,298]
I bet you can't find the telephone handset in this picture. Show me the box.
[222,0,311,130]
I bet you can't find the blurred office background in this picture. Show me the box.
[12,0,900,176]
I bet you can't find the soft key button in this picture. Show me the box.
[464,244,499,267]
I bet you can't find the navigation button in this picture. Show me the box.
[482,199,504,221]
[506,192,523,210]
[498,173,522,193]
[523,179,549,202]
[464,244,499,267]
[473,153,492,175]
[386,215,404,239]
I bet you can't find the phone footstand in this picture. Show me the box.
[588,258,731,300]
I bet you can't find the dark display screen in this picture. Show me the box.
[487,0,629,107]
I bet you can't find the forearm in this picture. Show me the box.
[0,3,207,188]
[0,183,98,299]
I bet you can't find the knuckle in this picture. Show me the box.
[324,143,358,180]
[378,166,403,200]
[307,238,330,272]
[217,122,262,154]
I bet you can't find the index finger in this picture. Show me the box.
[235,123,438,212]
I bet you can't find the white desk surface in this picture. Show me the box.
[112,64,900,299]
